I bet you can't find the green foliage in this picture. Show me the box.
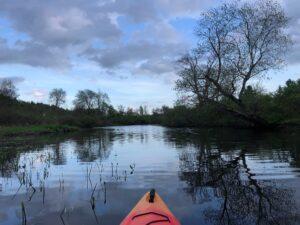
[156,105,248,128]
[158,79,300,128]
[0,79,299,133]
[0,125,78,137]
[272,79,300,124]
[0,93,154,135]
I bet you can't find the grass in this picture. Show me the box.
[0,125,79,137]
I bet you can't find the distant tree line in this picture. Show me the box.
[0,78,152,128]
[0,77,299,129]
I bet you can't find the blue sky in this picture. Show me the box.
[0,0,299,109]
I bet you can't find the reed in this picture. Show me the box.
[21,201,26,225]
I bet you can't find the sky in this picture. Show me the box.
[0,0,299,110]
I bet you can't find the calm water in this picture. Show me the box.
[0,125,299,225]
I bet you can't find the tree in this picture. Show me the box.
[138,105,148,115]
[273,79,300,119]
[175,53,219,108]
[49,88,66,107]
[73,89,97,110]
[94,90,110,115]
[126,107,134,115]
[0,79,18,99]
[176,0,290,128]
[118,105,125,115]
[73,89,111,113]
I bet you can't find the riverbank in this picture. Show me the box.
[2,120,300,138]
[1,78,299,132]
[0,125,79,137]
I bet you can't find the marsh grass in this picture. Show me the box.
[2,139,136,225]
[0,125,78,137]
[21,201,26,225]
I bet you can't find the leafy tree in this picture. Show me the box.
[73,89,97,110]
[94,90,110,115]
[118,105,125,115]
[0,79,18,99]
[273,79,300,120]
[73,89,111,114]
[138,105,148,115]
[49,88,66,107]
[126,107,134,115]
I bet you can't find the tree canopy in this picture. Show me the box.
[49,88,66,107]
[176,0,291,128]
[0,79,18,99]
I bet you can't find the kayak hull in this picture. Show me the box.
[120,191,181,225]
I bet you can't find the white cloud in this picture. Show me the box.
[27,89,48,101]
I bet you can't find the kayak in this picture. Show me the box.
[120,189,181,225]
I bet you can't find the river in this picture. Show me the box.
[0,125,299,225]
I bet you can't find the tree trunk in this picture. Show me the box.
[215,102,275,129]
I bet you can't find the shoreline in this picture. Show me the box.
[1,122,299,138]
[0,125,79,137]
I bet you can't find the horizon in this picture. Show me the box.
[0,0,299,110]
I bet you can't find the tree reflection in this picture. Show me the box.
[52,143,66,165]
[165,128,299,225]
[0,148,19,177]
[0,130,116,177]
[73,130,114,162]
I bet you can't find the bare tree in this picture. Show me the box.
[0,78,18,99]
[175,53,220,108]
[176,0,290,127]
[73,89,96,110]
[49,88,66,107]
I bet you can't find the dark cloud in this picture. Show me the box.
[84,41,188,76]
[0,1,121,47]
[138,59,175,75]
[0,40,70,69]
[102,0,215,22]
[0,0,208,70]
[0,0,299,71]
[82,17,190,75]
[282,0,300,64]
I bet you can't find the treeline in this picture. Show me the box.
[0,79,153,128]
[1,78,299,130]
[0,94,153,128]
[153,79,300,128]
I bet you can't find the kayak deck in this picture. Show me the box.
[120,189,181,225]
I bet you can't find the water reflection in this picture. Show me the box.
[0,126,299,225]
[165,128,299,225]
[73,130,114,162]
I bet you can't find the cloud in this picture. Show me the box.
[26,89,48,101]
[0,0,207,71]
[0,2,121,46]
[82,19,190,76]
[85,41,185,68]
[0,75,25,84]
[281,0,300,64]
[0,39,70,69]
[102,0,215,22]
[135,59,175,75]
[0,0,299,72]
